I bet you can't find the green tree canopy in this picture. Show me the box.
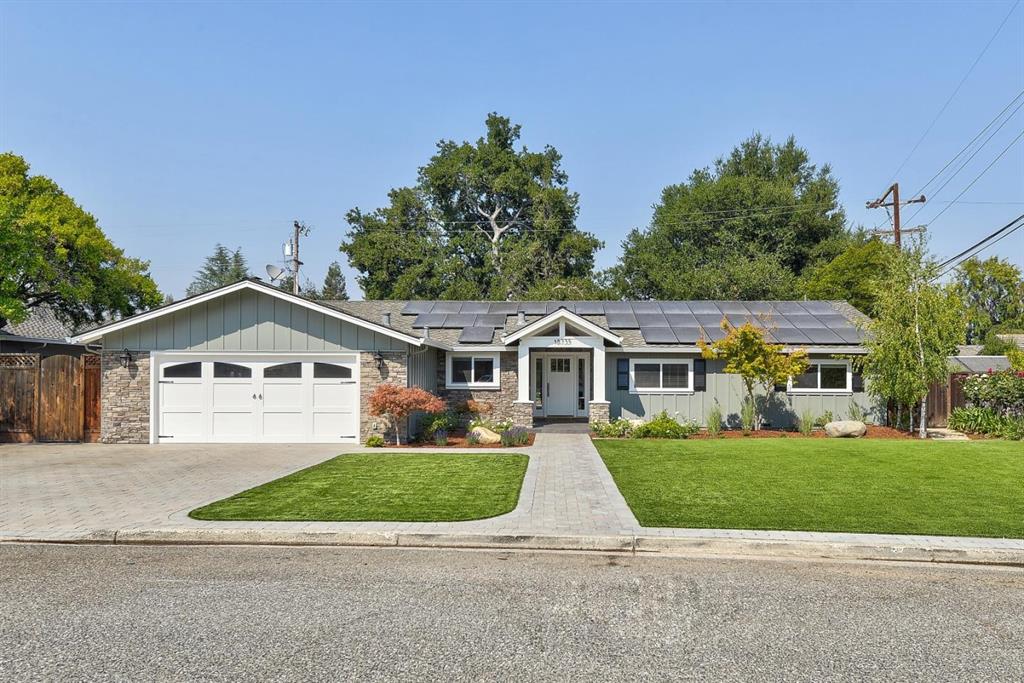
[320,261,348,300]
[610,134,848,300]
[800,234,894,315]
[186,244,249,296]
[954,256,1024,344]
[857,239,965,437]
[0,152,162,329]
[341,113,602,300]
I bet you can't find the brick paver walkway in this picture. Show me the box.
[0,434,639,537]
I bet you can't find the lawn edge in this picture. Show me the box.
[188,452,530,524]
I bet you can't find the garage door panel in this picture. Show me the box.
[161,412,202,439]
[313,383,357,408]
[262,412,304,438]
[212,411,255,437]
[212,383,254,409]
[161,383,202,410]
[263,383,303,410]
[313,412,357,439]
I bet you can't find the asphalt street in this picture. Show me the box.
[1,544,1021,681]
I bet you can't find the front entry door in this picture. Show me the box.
[546,356,576,416]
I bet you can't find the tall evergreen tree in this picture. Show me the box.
[186,244,249,296]
[320,262,348,300]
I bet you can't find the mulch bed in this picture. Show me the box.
[382,432,536,448]
[595,425,912,440]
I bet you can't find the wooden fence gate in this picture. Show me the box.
[0,353,101,442]
[926,372,971,428]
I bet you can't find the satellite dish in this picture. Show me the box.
[265,264,285,282]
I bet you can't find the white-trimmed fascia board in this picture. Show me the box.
[501,309,622,345]
[71,280,423,347]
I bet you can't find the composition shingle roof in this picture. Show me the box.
[0,305,73,340]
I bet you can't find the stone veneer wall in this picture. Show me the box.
[436,350,519,425]
[100,350,150,444]
[589,401,610,425]
[360,350,409,444]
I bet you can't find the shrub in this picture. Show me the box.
[500,426,530,447]
[948,406,1024,440]
[813,410,834,428]
[706,405,722,437]
[633,411,699,439]
[797,409,815,436]
[848,403,866,423]
[433,429,449,446]
[740,400,755,433]
[466,431,480,445]
[366,434,385,448]
[591,418,634,438]
[962,370,1024,418]
[459,399,493,416]
[368,385,444,445]
[422,410,459,440]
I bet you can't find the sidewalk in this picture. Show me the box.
[2,435,1022,566]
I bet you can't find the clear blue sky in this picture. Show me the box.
[2,1,1022,299]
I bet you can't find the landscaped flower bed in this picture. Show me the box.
[948,369,1024,440]
[591,412,908,440]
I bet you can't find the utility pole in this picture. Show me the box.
[866,183,927,248]
[290,221,310,295]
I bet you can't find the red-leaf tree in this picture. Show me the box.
[368,385,444,445]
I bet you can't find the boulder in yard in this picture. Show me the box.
[470,426,502,444]
[824,420,867,438]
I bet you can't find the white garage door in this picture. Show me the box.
[155,355,359,443]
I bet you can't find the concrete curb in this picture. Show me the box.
[2,528,1021,566]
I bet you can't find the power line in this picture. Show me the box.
[887,0,1021,183]
[900,97,1024,225]
[908,89,1024,200]
[933,213,1024,279]
[920,128,1024,229]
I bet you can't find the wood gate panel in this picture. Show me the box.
[0,354,39,442]
[83,354,101,442]
[37,354,83,442]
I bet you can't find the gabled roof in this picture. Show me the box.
[71,279,424,346]
[501,307,623,345]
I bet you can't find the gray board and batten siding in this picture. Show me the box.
[605,353,877,429]
[98,289,409,353]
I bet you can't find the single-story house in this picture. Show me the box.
[72,278,876,444]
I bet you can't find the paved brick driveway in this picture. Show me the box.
[0,434,640,537]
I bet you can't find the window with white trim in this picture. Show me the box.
[628,358,694,393]
[788,360,852,393]
[446,352,500,389]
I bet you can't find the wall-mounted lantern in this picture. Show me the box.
[118,348,134,368]
[373,351,386,372]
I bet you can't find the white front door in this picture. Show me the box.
[546,356,576,416]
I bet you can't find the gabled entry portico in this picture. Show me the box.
[503,309,621,427]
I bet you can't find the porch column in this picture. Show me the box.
[592,344,606,402]
[590,342,610,423]
[516,343,531,403]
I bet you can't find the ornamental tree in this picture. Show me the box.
[698,320,809,430]
[368,385,444,445]
[856,238,964,438]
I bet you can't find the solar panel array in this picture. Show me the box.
[399,300,863,345]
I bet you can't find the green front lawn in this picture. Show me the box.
[594,439,1023,538]
[190,453,529,522]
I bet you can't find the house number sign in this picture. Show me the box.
[553,337,573,346]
